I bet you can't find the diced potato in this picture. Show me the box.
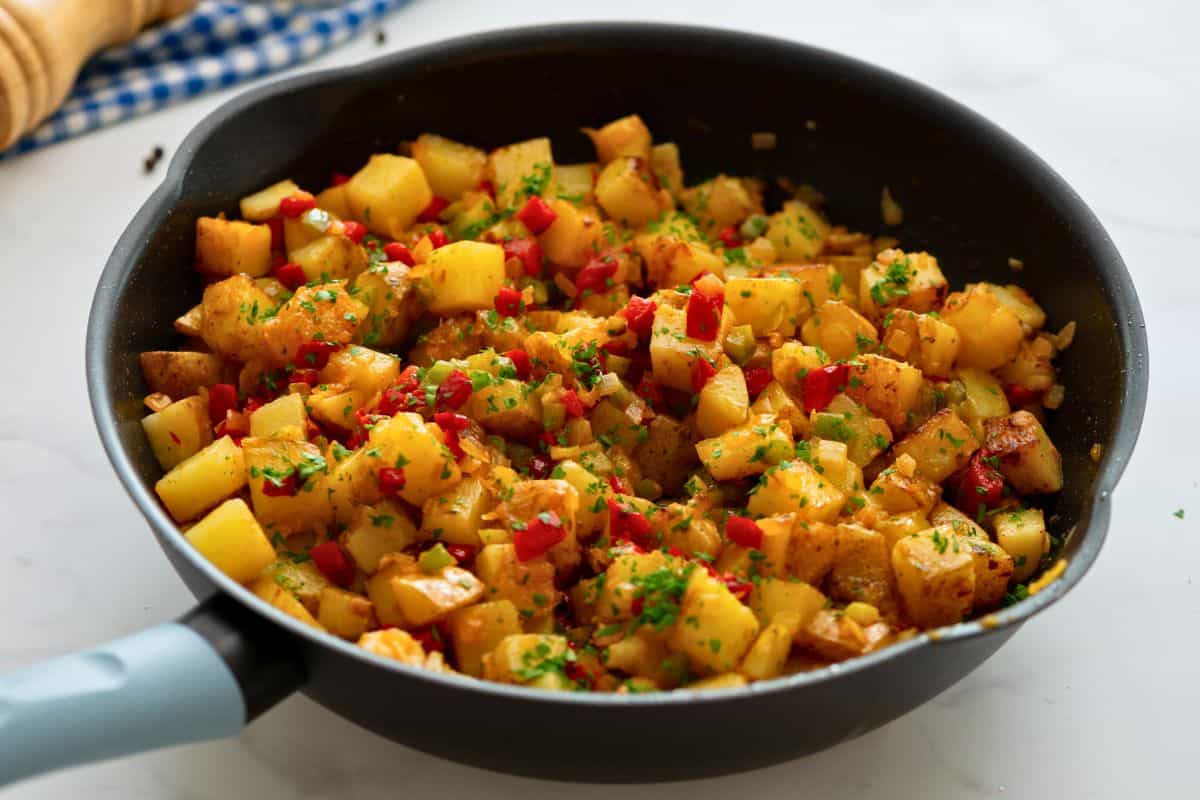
[345,154,433,238]
[496,479,581,577]
[631,415,698,498]
[750,380,807,432]
[555,163,597,205]
[283,207,336,254]
[764,199,829,260]
[364,555,420,626]
[667,569,760,674]
[474,543,559,625]
[941,285,1024,370]
[800,300,878,360]
[595,157,672,227]
[142,395,212,470]
[747,459,845,521]
[769,341,827,400]
[867,465,940,515]
[726,277,803,337]
[870,511,931,551]
[340,502,422,573]
[184,498,275,583]
[891,530,976,627]
[417,241,505,314]
[174,305,204,337]
[810,394,893,466]
[447,600,522,677]
[681,176,763,236]
[650,142,684,198]
[155,436,247,522]
[468,378,543,439]
[483,634,571,688]
[739,622,794,681]
[248,393,308,441]
[858,249,947,318]
[265,554,330,613]
[844,354,924,429]
[317,587,375,640]
[827,524,897,619]
[954,367,1011,435]
[928,501,987,539]
[239,179,301,221]
[696,414,793,481]
[489,137,555,209]
[362,413,462,506]
[787,521,842,584]
[687,673,748,690]
[749,577,825,631]
[315,184,352,219]
[795,609,867,661]
[585,114,652,162]
[350,262,420,350]
[812,438,863,497]
[891,408,979,483]
[305,387,364,431]
[604,631,685,687]
[388,566,485,626]
[421,477,490,547]
[199,275,273,363]
[288,234,367,282]
[556,459,612,538]
[978,283,1046,331]
[589,550,672,622]
[844,602,880,627]
[996,336,1057,394]
[249,574,322,628]
[766,264,845,327]
[991,508,1050,582]
[411,133,488,201]
[242,438,333,534]
[260,283,367,365]
[195,216,272,278]
[982,411,1064,493]
[957,534,1015,609]
[649,304,725,391]
[881,309,960,377]
[697,364,750,437]
[320,346,399,401]
[537,199,603,267]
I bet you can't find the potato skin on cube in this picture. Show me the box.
[184,498,275,583]
[983,411,1064,493]
[345,154,433,238]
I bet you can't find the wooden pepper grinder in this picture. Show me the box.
[0,0,195,150]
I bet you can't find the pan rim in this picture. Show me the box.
[86,21,1149,707]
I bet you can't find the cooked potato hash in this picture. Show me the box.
[140,115,1069,692]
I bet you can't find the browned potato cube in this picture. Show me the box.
[891,408,979,483]
[844,354,924,429]
[940,285,1024,370]
[585,114,653,162]
[891,529,976,627]
[139,351,226,402]
[795,609,866,662]
[982,411,1064,493]
[800,300,878,360]
[786,521,841,584]
[195,216,273,278]
[828,524,898,620]
[595,157,672,227]
[858,249,947,318]
[881,309,960,377]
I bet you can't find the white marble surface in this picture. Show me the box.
[1,0,1195,796]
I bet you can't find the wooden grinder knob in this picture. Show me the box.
[0,0,195,150]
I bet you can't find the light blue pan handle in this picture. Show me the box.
[0,622,246,787]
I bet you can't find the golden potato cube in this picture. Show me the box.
[142,395,213,470]
[248,393,308,441]
[726,277,803,337]
[418,241,505,314]
[739,622,794,681]
[844,354,924,429]
[650,142,684,198]
[446,599,522,677]
[495,479,581,578]
[681,175,762,236]
[474,543,559,624]
[320,346,399,401]
[696,414,793,481]
[687,673,748,690]
[801,300,878,361]
[747,459,845,522]
[184,498,274,583]
[537,199,603,267]
[315,184,352,219]
[358,628,425,664]
[957,534,1015,609]
[249,574,323,628]
[749,577,825,632]
[991,508,1050,582]
[978,283,1046,331]
[812,438,862,497]
[750,380,807,432]
[467,378,543,439]
[881,309,960,378]
[200,275,272,363]
[769,341,827,399]
[239,179,300,221]
[362,413,462,506]
[667,570,760,674]
[482,634,571,687]
[649,304,724,392]
[412,133,488,201]
[844,601,880,627]
[796,609,867,661]
[489,137,555,209]
[340,502,422,573]
[697,364,750,437]
[928,501,987,539]
[891,408,979,483]
[585,114,652,162]
[595,157,671,227]
[874,510,934,551]
[764,200,828,261]
[317,587,375,639]
[260,283,367,365]
[288,234,367,283]
[364,554,420,626]
[345,154,432,238]
[604,631,684,687]
[421,477,490,547]
[390,566,485,626]
[941,285,1024,370]
[982,411,1063,493]
[156,435,247,522]
[810,394,892,467]
[265,557,330,612]
[891,530,976,627]
[554,163,597,205]
[867,464,940,515]
[858,249,947,318]
[827,524,897,619]
[556,459,612,538]
[242,438,333,535]
[195,216,272,278]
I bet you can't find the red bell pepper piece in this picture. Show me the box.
[503,237,544,276]
[957,450,1006,517]
[410,624,447,654]
[266,216,284,250]
[494,286,523,317]
[378,467,407,496]
[261,472,298,497]
[561,389,585,418]
[720,573,754,603]
[1004,384,1042,406]
[717,225,741,249]
[427,228,450,249]
[383,241,415,266]
[619,296,657,339]
[207,383,239,425]
[685,285,723,341]
[608,499,654,549]
[513,511,566,561]
[434,411,470,458]
[516,195,558,234]
[691,358,717,393]
[278,193,316,218]
[435,369,473,410]
[635,374,663,407]
[801,363,850,413]
[726,515,764,549]
[528,454,553,479]
[289,368,320,387]
[330,172,350,186]
[743,366,772,398]
[417,196,450,223]
[340,220,367,243]
[575,255,618,294]
[310,541,355,586]
[504,348,532,380]
[273,261,307,291]
[446,544,476,564]
[294,340,340,370]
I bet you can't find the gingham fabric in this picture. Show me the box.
[2,0,407,157]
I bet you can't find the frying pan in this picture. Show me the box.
[0,22,1148,787]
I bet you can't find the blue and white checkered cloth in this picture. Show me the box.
[3,0,407,157]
